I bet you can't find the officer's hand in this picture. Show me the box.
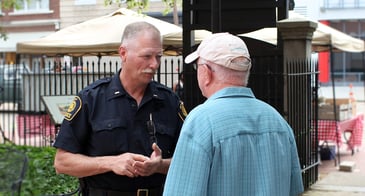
[111,153,149,178]
[133,143,162,176]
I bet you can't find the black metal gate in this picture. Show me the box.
[286,59,320,189]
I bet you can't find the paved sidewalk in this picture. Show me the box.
[302,97,365,196]
[303,146,365,196]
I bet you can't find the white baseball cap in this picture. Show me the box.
[185,32,251,71]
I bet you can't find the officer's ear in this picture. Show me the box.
[119,46,127,62]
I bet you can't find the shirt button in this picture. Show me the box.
[107,123,112,128]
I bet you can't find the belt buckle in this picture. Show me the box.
[137,189,149,196]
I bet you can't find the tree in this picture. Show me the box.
[162,0,180,25]
[104,0,150,11]
[0,0,19,40]
[104,0,181,25]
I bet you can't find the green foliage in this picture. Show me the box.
[103,0,181,24]
[0,32,8,41]
[1,0,21,41]
[103,0,181,15]
[104,0,150,12]
[161,0,181,15]
[0,143,78,196]
[1,0,20,10]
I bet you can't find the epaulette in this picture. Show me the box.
[85,77,112,90]
[154,81,174,93]
[152,81,187,121]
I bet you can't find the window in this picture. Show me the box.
[322,0,365,8]
[360,20,365,39]
[14,0,49,13]
[75,0,96,5]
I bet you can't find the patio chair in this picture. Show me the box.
[0,145,28,196]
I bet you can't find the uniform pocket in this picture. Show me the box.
[155,122,177,158]
[93,119,126,131]
[89,119,128,155]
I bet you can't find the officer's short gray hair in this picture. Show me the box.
[121,21,161,44]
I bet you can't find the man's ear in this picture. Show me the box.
[203,65,213,86]
[119,46,127,62]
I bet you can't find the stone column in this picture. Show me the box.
[277,18,317,142]
[277,18,317,59]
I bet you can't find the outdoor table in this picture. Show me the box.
[316,113,363,154]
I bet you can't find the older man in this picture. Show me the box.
[163,33,304,196]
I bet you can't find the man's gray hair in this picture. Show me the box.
[210,61,251,86]
[121,21,161,44]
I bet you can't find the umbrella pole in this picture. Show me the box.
[329,45,340,166]
[362,52,365,102]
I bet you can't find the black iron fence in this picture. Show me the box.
[248,56,319,189]
[0,56,183,146]
[286,59,320,189]
[0,55,319,190]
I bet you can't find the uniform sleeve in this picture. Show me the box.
[53,93,91,153]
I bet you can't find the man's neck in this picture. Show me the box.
[120,74,147,106]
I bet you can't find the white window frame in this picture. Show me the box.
[75,0,96,5]
[14,0,50,13]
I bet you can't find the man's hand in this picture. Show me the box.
[110,153,149,178]
[133,143,163,176]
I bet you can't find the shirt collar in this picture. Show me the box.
[106,70,165,102]
[207,87,255,102]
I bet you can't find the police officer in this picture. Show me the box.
[53,21,186,196]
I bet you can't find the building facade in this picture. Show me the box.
[0,0,60,66]
[1,0,174,71]
[294,0,365,86]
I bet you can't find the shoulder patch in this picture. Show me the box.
[178,101,188,121]
[64,96,82,121]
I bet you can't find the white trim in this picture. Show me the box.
[9,10,54,16]
[75,0,96,5]
[0,32,54,52]
[2,19,60,28]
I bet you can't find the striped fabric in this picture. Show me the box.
[164,87,304,196]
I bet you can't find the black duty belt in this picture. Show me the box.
[87,187,162,196]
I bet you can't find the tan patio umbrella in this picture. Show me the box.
[239,11,365,53]
[16,8,184,56]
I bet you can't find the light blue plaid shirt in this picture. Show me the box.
[163,87,304,196]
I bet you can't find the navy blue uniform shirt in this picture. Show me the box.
[53,70,185,191]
